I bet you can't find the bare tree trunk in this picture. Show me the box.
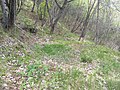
[79,0,97,41]
[50,8,65,34]
[79,19,88,41]
[1,0,9,28]
[71,15,79,32]
[94,0,100,44]
[8,0,16,28]
[50,0,73,34]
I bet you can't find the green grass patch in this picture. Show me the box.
[41,44,71,56]
[107,79,120,90]
[40,43,76,63]
[80,44,120,62]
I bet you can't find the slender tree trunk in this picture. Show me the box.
[71,15,79,32]
[94,0,100,44]
[50,0,68,34]
[8,0,16,28]
[79,20,88,41]
[79,0,97,41]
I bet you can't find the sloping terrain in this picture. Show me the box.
[0,24,120,90]
[0,7,120,90]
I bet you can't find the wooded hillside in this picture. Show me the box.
[0,0,120,90]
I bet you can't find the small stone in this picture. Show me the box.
[27,84,30,88]
[3,83,7,87]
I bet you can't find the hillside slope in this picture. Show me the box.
[0,5,120,89]
[0,23,120,90]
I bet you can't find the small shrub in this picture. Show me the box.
[26,63,49,78]
[80,53,93,63]
[80,49,96,63]
[21,17,34,28]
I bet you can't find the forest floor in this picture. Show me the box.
[0,10,120,90]
[0,26,120,90]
